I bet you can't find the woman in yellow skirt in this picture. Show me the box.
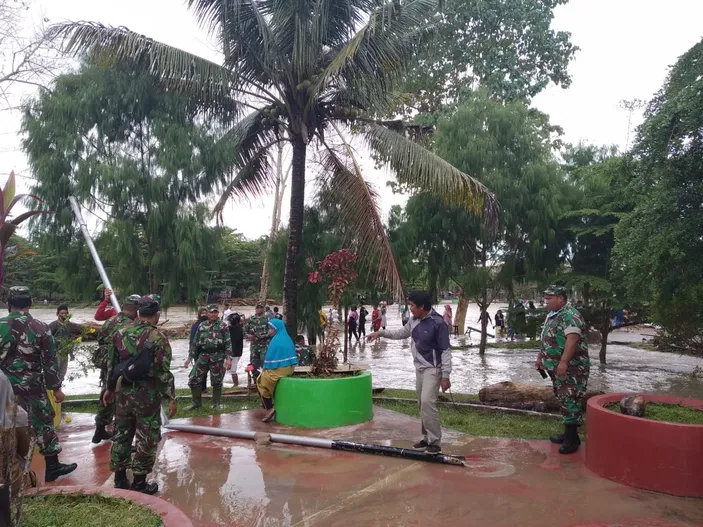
[256,318,298,422]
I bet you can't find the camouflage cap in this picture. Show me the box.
[206,304,219,313]
[7,286,31,300]
[543,285,568,298]
[255,301,265,309]
[138,294,161,311]
[123,294,142,307]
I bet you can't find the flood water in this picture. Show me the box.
[31,302,703,399]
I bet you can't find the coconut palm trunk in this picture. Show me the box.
[284,135,307,335]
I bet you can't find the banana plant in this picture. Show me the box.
[0,171,52,288]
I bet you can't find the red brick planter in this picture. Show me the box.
[25,485,192,526]
[586,393,703,498]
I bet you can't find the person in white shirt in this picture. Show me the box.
[223,303,233,325]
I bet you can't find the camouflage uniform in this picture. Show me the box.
[188,309,232,389]
[295,344,314,367]
[108,295,175,477]
[539,288,591,426]
[243,309,271,373]
[0,301,61,455]
[94,295,140,430]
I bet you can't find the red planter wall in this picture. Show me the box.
[586,393,703,498]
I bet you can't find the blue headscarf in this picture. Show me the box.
[263,318,299,369]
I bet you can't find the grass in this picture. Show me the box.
[376,399,564,440]
[64,395,260,419]
[604,402,703,425]
[20,493,162,527]
[63,387,562,439]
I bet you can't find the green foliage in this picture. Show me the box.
[613,39,703,354]
[207,228,265,299]
[398,0,577,116]
[22,60,226,307]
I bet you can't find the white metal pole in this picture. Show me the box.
[68,197,120,313]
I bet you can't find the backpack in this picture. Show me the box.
[110,330,156,387]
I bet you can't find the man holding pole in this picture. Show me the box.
[92,294,141,444]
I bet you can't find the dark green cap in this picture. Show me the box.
[7,286,31,300]
[123,294,142,306]
[256,301,265,308]
[543,285,568,298]
[206,304,219,313]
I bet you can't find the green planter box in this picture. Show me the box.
[275,371,373,428]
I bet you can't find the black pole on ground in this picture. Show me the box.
[332,440,466,466]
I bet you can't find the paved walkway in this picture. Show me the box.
[34,408,703,527]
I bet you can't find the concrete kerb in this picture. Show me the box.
[25,485,193,527]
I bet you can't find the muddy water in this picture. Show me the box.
[31,303,703,398]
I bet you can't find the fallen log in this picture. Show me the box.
[478,381,603,412]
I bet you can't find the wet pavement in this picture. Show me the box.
[37,409,703,527]
[33,304,703,399]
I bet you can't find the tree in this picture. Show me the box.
[23,61,221,307]
[49,0,498,336]
[431,91,571,353]
[397,0,576,116]
[614,39,703,355]
[559,146,637,363]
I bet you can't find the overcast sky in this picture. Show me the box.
[1,0,701,239]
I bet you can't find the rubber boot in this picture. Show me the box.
[231,373,239,387]
[549,424,567,444]
[211,385,222,411]
[130,474,158,495]
[187,386,202,411]
[201,375,208,394]
[558,424,581,454]
[44,454,78,482]
[114,470,130,490]
[92,424,112,444]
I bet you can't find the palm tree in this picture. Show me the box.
[49,0,498,335]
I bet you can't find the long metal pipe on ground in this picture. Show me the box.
[68,196,120,313]
[163,422,466,467]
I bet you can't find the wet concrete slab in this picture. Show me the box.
[37,409,703,527]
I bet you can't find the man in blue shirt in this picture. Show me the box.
[368,290,451,453]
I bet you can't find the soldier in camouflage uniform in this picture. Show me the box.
[536,285,591,454]
[0,286,77,481]
[91,294,141,444]
[187,304,232,411]
[243,302,271,379]
[294,335,315,366]
[103,294,177,494]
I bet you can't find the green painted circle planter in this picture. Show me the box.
[275,371,373,428]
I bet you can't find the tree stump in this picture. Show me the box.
[619,394,646,417]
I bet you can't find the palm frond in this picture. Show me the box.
[318,133,404,302]
[47,22,241,119]
[212,153,273,224]
[361,122,500,226]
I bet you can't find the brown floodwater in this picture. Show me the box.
[30,303,703,399]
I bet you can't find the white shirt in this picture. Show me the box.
[223,308,233,324]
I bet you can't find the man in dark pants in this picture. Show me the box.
[536,285,591,454]
[368,291,451,453]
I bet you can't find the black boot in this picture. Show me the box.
[130,474,159,495]
[45,454,78,482]
[211,385,222,411]
[549,424,567,444]
[187,386,202,411]
[558,424,581,455]
[92,424,112,444]
[114,470,130,490]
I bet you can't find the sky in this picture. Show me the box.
[1,0,702,240]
